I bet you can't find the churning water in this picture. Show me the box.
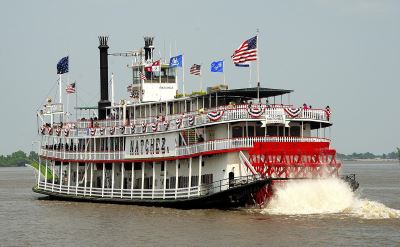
[1,163,399,246]
[260,178,400,219]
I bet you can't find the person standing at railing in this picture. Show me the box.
[325,106,331,121]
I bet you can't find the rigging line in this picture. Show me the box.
[35,78,60,112]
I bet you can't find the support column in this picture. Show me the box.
[75,163,79,195]
[59,161,64,193]
[51,160,56,192]
[198,156,202,195]
[37,156,41,187]
[111,162,115,198]
[152,161,155,199]
[131,163,134,199]
[175,160,178,199]
[44,159,48,189]
[101,162,105,197]
[188,158,192,198]
[90,163,93,196]
[163,161,167,199]
[84,163,88,196]
[67,162,71,194]
[121,163,125,198]
[141,162,145,199]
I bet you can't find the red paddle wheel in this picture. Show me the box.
[248,142,341,207]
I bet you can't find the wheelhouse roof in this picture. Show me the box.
[111,87,293,108]
[202,87,293,99]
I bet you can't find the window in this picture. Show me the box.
[232,126,243,138]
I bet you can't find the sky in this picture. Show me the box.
[0,0,399,155]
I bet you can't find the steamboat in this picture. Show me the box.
[31,36,357,208]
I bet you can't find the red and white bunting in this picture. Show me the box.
[207,110,224,121]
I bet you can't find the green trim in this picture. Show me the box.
[30,160,57,181]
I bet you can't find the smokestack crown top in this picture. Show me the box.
[144,36,154,48]
[98,36,109,48]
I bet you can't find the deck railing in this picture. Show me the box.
[40,149,124,161]
[40,136,329,161]
[36,174,263,200]
[175,136,330,156]
[40,104,331,137]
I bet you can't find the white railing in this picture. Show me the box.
[40,149,124,160]
[176,136,330,156]
[36,174,263,201]
[40,104,331,138]
[37,181,201,199]
[40,136,329,161]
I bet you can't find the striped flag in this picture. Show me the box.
[231,36,257,67]
[190,64,201,76]
[139,71,147,80]
[65,83,76,94]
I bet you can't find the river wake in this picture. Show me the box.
[259,178,400,219]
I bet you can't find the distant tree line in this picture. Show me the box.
[337,148,400,161]
[0,150,38,167]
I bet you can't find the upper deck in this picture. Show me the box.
[38,87,332,138]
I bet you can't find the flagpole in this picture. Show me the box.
[66,92,69,122]
[249,64,252,87]
[183,55,185,96]
[223,61,226,86]
[59,74,62,104]
[200,65,203,92]
[111,73,115,107]
[256,29,260,102]
[75,82,78,121]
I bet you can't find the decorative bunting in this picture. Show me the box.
[176,118,182,128]
[141,123,147,132]
[119,126,125,134]
[90,128,96,136]
[48,127,53,135]
[109,126,115,135]
[188,115,195,126]
[151,122,158,132]
[130,123,135,134]
[64,128,69,137]
[100,127,105,135]
[55,127,61,136]
[40,126,46,135]
[284,108,302,118]
[207,110,224,121]
[163,121,169,130]
[247,105,264,117]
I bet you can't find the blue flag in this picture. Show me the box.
[57,56,69,74]
[169,55,183,68]
[211,61,224,72]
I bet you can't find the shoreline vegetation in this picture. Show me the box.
[0,149,399,167]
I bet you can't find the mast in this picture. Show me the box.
[256,29,260,102]
[111,73,115,107]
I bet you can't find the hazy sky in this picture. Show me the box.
[0,0,399,155]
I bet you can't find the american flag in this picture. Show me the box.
[139,71,147,80]
[190,64,201,76]
[65,83,76,94]
[231,36,257,67]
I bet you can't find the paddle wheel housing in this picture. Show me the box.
[248,142,341,206]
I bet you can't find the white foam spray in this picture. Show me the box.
[260,178,400,219]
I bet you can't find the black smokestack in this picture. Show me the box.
[98,36,111,120]
[144,36,154,61]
